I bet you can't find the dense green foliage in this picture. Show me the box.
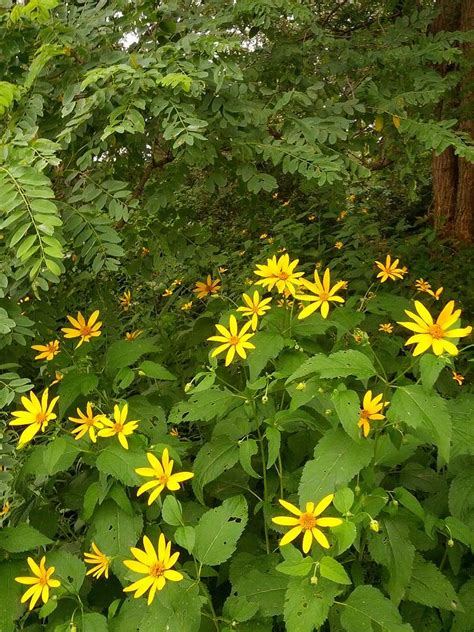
[0,1,473,631]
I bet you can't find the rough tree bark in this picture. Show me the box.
[431,0,474,244]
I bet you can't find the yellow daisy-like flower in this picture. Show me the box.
[236,291,272,330]
[172,278,183,286]
[379,323,393,334]
[194,275,221,299]
[125,330,143,341]
[0,500,10,518]
[398,300,472,356]
[335,241,343,250]
[254,254,304,296]
[452,371,464,386]
[358,391,388,438]
[69,402,105,443]
[180,301,193,311]
[31,340,60,361]
[61,310,102,348]
[307,214,316,221]
[9,388,59,448]
[415,278,431,292]
[272,495,343,553]
[296,268,345,320]
[135,448,194,505]
[162,288,173,297]
[123,534,183,604]
[259,233,268,239]
[98,403,139,450]
[169,427,179,438]
[119,290,132,310]
[15,557,61,611]
[375,255,407,282]
[427,287,443,301]
[337,210,348,221]
[207,315,255,366]
[218,266,228,274]
[84,543,110,579]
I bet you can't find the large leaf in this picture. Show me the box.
[192,437,239,503]
[95,443,144,486]
[388,386,451,463]
[247,332,286,381]
[340,585,413,631]
[194,495,248,566]
[405,554,459,611]
[368,516,415,605]
[299,429,374,504]
[284,577,340,632]
[286,350,376,384]
[0,524,52,552]
[0,561,25,631]
[58,371,99,417]
[90,501,143,559]
[106,338,157,370]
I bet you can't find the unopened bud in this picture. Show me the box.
[184,382,193,393]
[391,499,398,507]
[295,382,306,391]
[369,519,380,533]
[447,538,454,548]
[310,575,318,585]
[355,485,361,495]
[261,394,269,404]
[325,409,332,416]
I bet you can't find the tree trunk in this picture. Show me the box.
[431,0,474,243]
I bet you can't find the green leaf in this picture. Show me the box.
[78,613,109,632]
[58,371,99,417]
[299,429,374,504]
[284,577,340,631]
[112,581,202,631]
[287,350,376,383]
[367,516,415,605]
[139,360,176,380]
[194,496,248,566]
[0,561,25,631]
[406,554,459,611]
[192,438,240,504]
[247,332,285,381]
[106,338,157,370]
[239,438,261,478]
[388,386,451,463]
[333,521,357,555]
[334,488,354,514]
[174,526,195,553]
[169,388,237,426]
[452,579,474,632]
[340,585,414,631]
[162,496,183,526]
[95,444,144,486]
[46,550,86,592]
[393,487,424,521]
[90,501,143,558]
[42,436,81,475]
[265,426,281,469]
[419,354,445,391]
[319,556,351,584]
[332,389,360,440]
[449,467,474,526]
[449,394,474,459]
[0,524,52,552]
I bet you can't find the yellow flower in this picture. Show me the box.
[415,278,431,292]
[427,287,443,301]
[337,210,348,221]
[338,280,349,290]
[31,340,60,361]
[61,310,102,348]
[392,114,401,129]
[358,391,388,438]
[272,495,343,553]
[281,200,290,207]
[119,290,132,310]
[0,500,10,518]
[123,534,183,604]
[267,237,274,244]
[69,402,105,443]
[84,543,110,579]
[162,288,173,297]
[141,247,150,256]
[169,427,179,437]
[135,448,194,505]
[260,233,268,239]
[207,315,255,366]
[452,371,464,386]
[307,214,316,221]
[398,300,472,356]
[379,323,393,334]
[239,250,246,257]
[125,330,143,341]
[295,382,306,391]
[172,278,183,286]
[180,301,193,311]
[335,241,343,250]
[347,194,356,203]
[277,247,287,253]
[296,268,345,320]
[9,388,59,447]
[375,255,407,282]
[98,404,139,449]
[194,275,221,299]
[15,557,61,611]
[236,291,272,330]
[254,254,304,296]
[51,371,63,385]
[369,519,380,533]
[218,266,228,274]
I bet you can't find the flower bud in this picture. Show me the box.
[261,394,269,404]
[447,538,454,548]
[295,382,306,391]
[184,382,193,393]
[369,519,380,533]
[310,575,318,585]
[324,409,332,416]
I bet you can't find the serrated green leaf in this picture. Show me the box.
[0,524,52,552]
[287,350,376,383]
[319,556,351,584]
[284,577,339,631]
[340,584,413,631]
[192,438,239,504]
[406,554,459,611]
